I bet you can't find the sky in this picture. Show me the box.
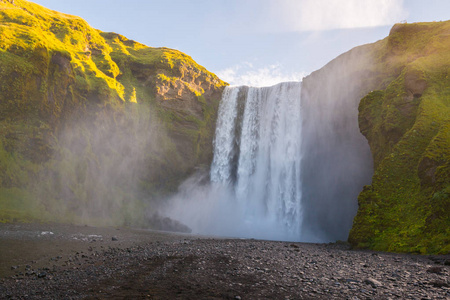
[31,0,450,86]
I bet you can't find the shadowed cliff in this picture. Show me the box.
[302,20,449,253]
[300,44,376,242]
[300,20,449,253]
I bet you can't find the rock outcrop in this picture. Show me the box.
[300,20,449,254]
[348,21,450,254]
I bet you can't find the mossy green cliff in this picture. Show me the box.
[0,0,226,225]
[301,20,449,254]
[348,21,450,254]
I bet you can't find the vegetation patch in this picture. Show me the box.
[349,21,450,254]
[0,0,227,227]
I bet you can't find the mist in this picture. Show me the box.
[32,102,166,227]
[300,44,376,241]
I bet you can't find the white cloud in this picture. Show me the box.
[217,63,305,87]
[268,0,407,31]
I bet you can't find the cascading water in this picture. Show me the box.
[211,82,303,239]
[163,82,305,241]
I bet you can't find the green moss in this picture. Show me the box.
[349,21,450,254]
[0,188,39,223]
[0,0,227,227]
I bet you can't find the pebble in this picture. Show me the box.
[1,235,449,299]
[364,277,382,287]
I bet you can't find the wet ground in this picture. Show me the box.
[0,223,449,299]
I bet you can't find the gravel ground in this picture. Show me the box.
[0,223,449,299]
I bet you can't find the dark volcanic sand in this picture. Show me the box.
[0,223,449,299]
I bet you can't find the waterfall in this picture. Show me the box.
[163,71,373,242]
[163,82,304,241]
[211,82,303,238]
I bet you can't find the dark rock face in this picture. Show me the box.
[299,21,449,253]
[146,213,192,233]
[418,157,439,187]
[300,45,376,242]
[404,69,427,100]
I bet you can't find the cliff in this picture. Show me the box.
[301,20,449,253]
[300,44,375,242]
[0,0,226,226]
[349,21,450,254]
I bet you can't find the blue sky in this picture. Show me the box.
[32,0,450,86]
